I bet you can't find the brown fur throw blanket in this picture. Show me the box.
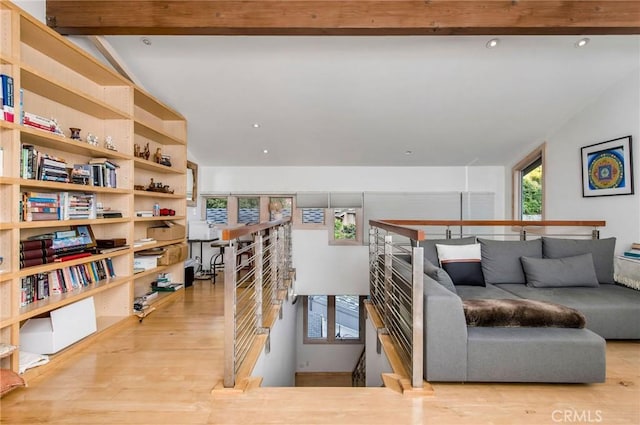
[462,299,586,328]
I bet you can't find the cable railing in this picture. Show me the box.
[223,218,293,388]
[368,219,605,390]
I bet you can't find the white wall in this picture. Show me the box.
[253,297,298,387]
[541,70,640,252]
[13,0,44,20]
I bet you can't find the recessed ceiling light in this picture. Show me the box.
[263,149,269,154]
[486,38,499,49]
[575,38,590,48]
[140,37,152,46]
[253,123,260,128]
[404,150,413,155]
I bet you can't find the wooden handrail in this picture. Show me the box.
[370,219,605,241]
[221,217,291,240]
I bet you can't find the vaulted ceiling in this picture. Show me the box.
[46,1,640,166]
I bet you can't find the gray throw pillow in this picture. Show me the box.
[424,258,457,294]
[419,236,476,266]
[542,237,616,284]
[479,238,542,284]
[520,253,600,288]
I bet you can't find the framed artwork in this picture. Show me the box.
[581,135,634,197]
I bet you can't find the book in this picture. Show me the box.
[97,238,127,248]
[1,74,14,122]
[20,256,55,269]
[20,247,57,260]
[54,252,93,262]
[151,283,183,292]
[631,243,640,250]
[20,239,53,251]
[623,249,640,259]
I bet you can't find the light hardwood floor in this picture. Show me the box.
[1,281,639,425]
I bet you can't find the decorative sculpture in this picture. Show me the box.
[86,133,99,146]
[104,136,117,151]
[69,127,81,140]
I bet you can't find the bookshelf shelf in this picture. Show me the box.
[133,238,185,253]
[1,1,186,379]
[133,264,169,280]
[17,217,130,228]
[18,178,130,193]
[134,157,184,174]
[133,190,184,199]
[16,250,130,278]
[20,126,132,160]
[17,276,131,322]
[21,66,130,120]
[134,119,185,146]
[134,216,186,222]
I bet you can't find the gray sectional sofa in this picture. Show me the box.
[415,236,640,383]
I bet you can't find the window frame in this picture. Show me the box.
[328,207,363,246]
[302,295,366,344]
[512,143,546,221]
[203,195,230,225]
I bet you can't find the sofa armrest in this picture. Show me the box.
[424,276,468,381]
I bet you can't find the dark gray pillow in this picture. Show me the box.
[479,238,542,284]
[418,236,476,266]
[542,237,616,284]
[424,258,457,294]
[520,253,600,288]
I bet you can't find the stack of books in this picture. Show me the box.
[21,191,59,222]
[71,164,92,185]
[1,73,14,122]
[623,242,640,260]
[89,158,119,188]
[20,239,56,269]
[20,145,69,182]
[59,192,96,220]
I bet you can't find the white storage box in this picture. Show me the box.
[188,221,219,240]
[20,297,97,355]
[134,255,160,271]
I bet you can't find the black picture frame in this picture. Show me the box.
[581,135,634,197]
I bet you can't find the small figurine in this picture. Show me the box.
[143,143,150,160]
[160,155,172,167]
[69,127,81,140]
[51,118,65,137]
[104,136,117,151]
[154,147,163,164]
[86,133,99,146]
[134,144,141,157]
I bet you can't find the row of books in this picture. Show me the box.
[21,145,120,188]
[623,242,640,260]
[1,74,14,122]
[20,237,93,269]
[21,191,97,221]
[20,258,116,307]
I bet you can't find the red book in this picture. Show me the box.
[54,252,93,262]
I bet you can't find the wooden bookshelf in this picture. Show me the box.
[0,1,187,378]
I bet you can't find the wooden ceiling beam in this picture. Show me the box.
[45,1,640,36]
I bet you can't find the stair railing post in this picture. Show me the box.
[411,245,424,389]
[223,240,237,388]
[255,233,263,330]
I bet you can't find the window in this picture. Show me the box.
[238,197,260,224]
[512,144,545,221]
[301,208,325,224]
[303,295,365,344]
[205,197,228,224]
[329,208,363,245]
[269,196,292,220]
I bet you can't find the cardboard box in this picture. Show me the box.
[19,297,97,354]
[157,243,187,266]
[147,221,185,241]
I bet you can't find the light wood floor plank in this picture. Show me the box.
[1,281,638,424]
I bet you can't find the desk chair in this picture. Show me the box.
[209,239,254,284]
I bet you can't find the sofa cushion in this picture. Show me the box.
[455,283,522,300]
[521,254,600,288]
[479,238,542,284]
[436,243,485,286]
[495,283,640,339]
[542,237,616,284]
[419,236,476,267]
[463,298,586,328]
[424,259,457,294]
